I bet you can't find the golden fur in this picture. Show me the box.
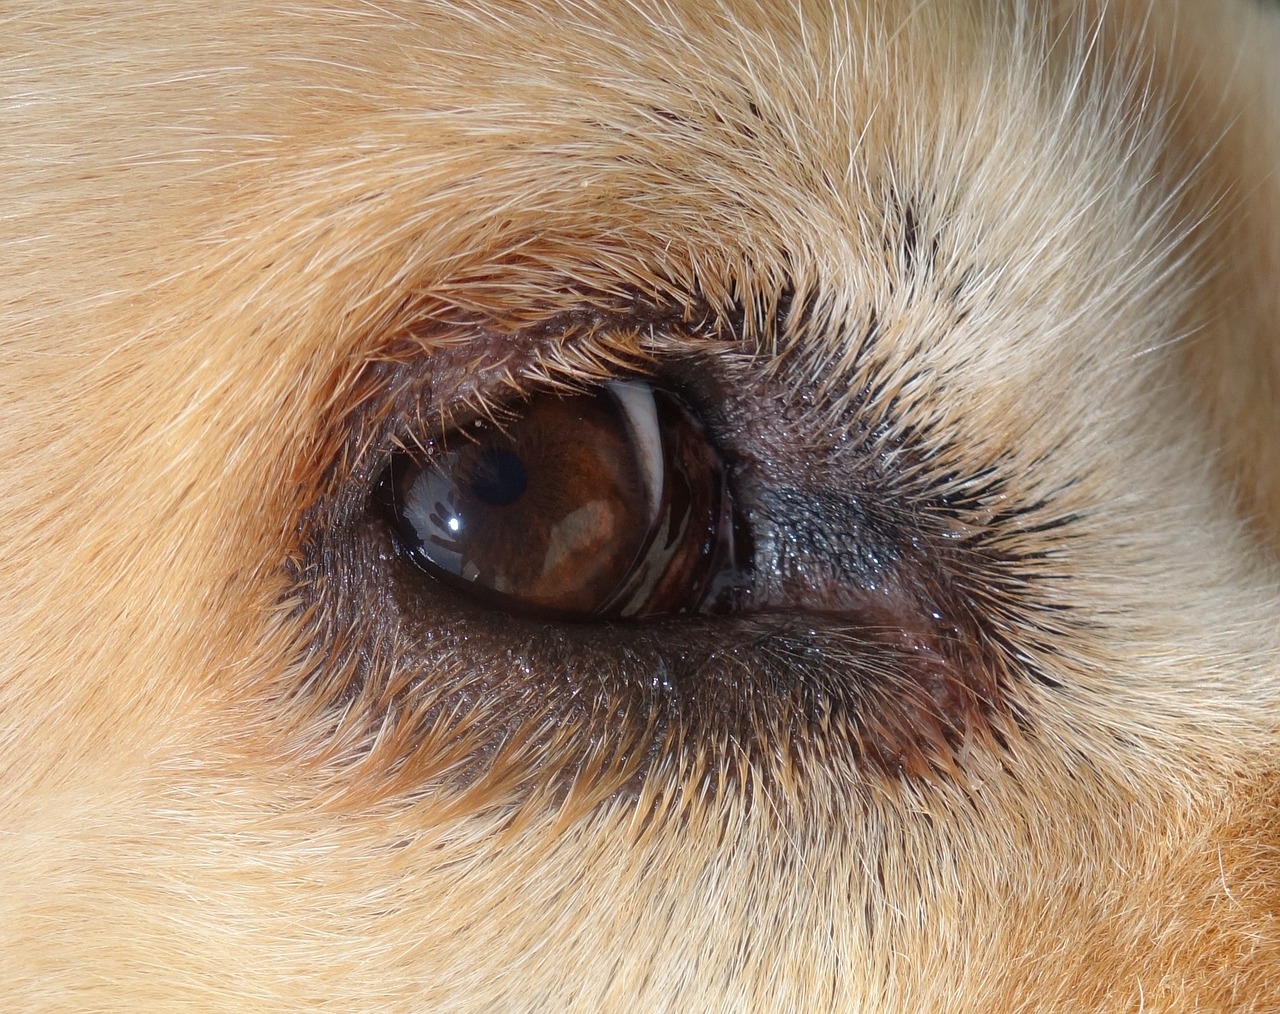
[2,0,1279,1009]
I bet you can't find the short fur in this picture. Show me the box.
[2,1,1279,1010]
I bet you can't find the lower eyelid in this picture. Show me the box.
[307,536,1012,803]
[292,449,1029,801]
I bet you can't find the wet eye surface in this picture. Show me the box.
[380,381,741,619]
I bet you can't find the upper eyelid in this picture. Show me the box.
[310,281,821,524]
[346,301,734,448]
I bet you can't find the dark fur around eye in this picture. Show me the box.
[288,299,1079,808]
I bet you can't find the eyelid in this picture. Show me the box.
[370,294,733,430]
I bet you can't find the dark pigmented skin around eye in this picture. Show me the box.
[291,307,1069,804]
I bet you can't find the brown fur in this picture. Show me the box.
[2,0,1279,1009]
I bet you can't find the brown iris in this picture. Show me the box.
[383,381,738,619]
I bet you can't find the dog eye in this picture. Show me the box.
[381,380,739,619]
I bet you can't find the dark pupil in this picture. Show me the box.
[469,448,528,507]
[384,380,738,620]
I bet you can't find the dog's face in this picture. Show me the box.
[3,0,1279,1008]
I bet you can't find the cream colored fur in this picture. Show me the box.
[2,1,1279,1010]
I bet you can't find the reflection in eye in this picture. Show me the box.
[382,381,740,619]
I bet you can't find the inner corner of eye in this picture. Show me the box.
[374,378,742,622]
